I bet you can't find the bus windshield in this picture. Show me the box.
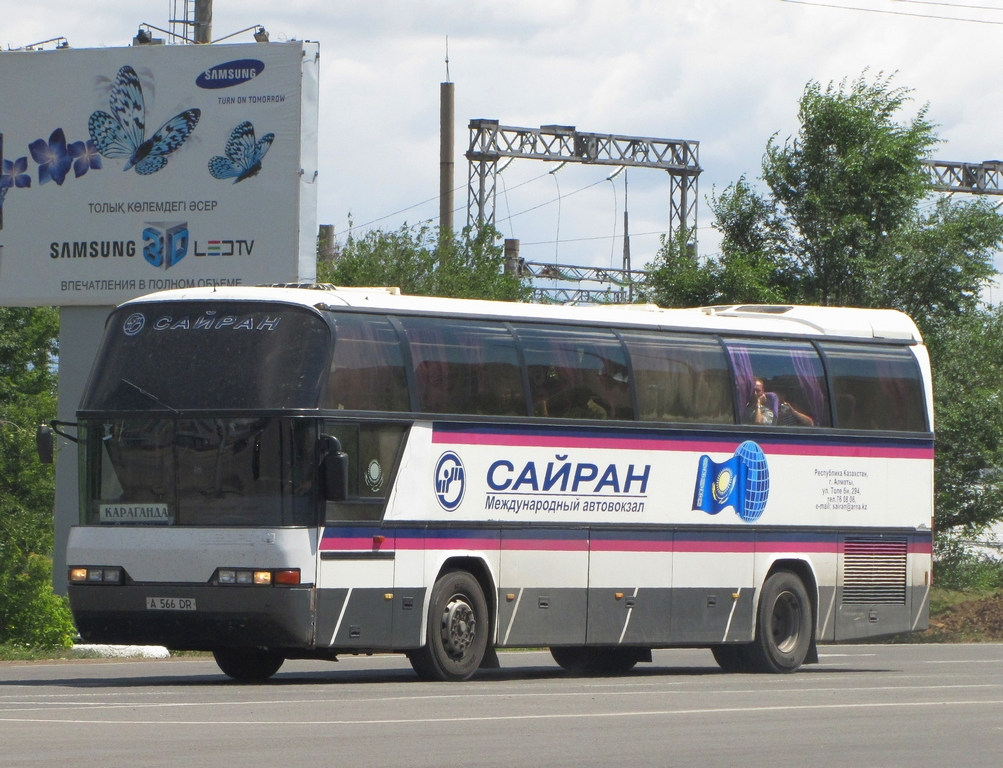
[80,301,332,411]
[79,416,317,527]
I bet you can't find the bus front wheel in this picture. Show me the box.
[213,647,284,682]
[748,570,812,673]
[408,570,488,682]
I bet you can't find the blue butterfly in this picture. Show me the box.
[209,121,274,183]
[88,65,200,175]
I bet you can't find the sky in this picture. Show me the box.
[5,0,1003,286]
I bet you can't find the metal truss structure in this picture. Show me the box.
[925,160,1003,196]
[466,119,701,239]
[514,260,648,305]
[465,120,701,304]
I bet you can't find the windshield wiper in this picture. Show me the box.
[121,378,179,413]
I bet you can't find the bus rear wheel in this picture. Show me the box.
[747,570,812,673]
[408,570,488,682]
[213,648,284,682]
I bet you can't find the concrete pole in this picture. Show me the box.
[440,81,455,238]
[194,0,213,44]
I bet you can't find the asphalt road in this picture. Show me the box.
[3,644,1002,767]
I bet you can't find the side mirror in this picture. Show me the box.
[36,425,54,464]
[319,434,348,502]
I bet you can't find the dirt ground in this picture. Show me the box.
[919,592,1003,642]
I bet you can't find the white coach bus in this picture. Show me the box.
[56,285,933,681]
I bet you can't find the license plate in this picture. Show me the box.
[146,596,196,611]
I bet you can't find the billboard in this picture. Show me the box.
[0,41,319,306]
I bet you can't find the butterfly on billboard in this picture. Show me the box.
[88,65,201,175]
[208,121,275,183]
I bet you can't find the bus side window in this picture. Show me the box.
[400,316,525,416]
[726,340,830,428]
[621,332,733,423]
[819,343,927,431]
[516,325,633,420]
[321,422,408,521]
[326,314,410,412]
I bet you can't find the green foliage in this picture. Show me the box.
[0,552,75,648]
[318,222,531,302]
[762,72,936,306]
[933,532,1003,592]
[640,230,718,307]
[0,306,74,648]
[926,307,1003,531]
[874,198,1003,333]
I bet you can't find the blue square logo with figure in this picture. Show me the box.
[143,221,189,269]
[692,440,770,522]
[434,451,465,511]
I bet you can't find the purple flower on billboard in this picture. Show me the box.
[1,154,32,192]
[68,139,103,178]
[29,128,72,185]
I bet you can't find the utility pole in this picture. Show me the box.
[194,0,212,44]
[622,171,632,302]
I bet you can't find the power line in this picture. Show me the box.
[892,0,1003,11]
[348,168,560,232]
[781,0,1003,23]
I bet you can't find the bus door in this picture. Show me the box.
[315,422,407,650]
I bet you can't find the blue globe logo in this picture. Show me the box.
[735,440,769,522]
[122,313,146,336]
[434,451,465,511]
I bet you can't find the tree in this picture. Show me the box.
[318,222,531,302]
[640,229,718,307]
[644,71,1003,533]
[0,307,75,647]
[761,73,937,306]
[926,306,1003,532]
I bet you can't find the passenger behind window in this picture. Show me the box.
[775,390,814,426]
[745,378,776,425]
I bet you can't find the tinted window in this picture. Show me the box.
[820,343,927,431]
[326,314,409,411]
[516,325,633,420]
[727,340,830,428]
[400,316,526,415]
[622,332,732,423]
[322,422,408,521]
[82,302,330,411]
[80,417,317,527]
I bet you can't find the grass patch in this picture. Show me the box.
[0,644,80,662]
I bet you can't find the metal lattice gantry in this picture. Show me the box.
[465,119,701,245]
[924,159,1003,195]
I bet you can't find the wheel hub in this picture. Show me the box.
[440,597,476,655]
[771,591,802,653]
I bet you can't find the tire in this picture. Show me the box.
[747,570,812,673]
[710,644,751,673]
[550,646,641,676]
[408,570,489,682]
[213,648,284,681]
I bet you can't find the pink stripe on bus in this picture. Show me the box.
[432,430,932,460]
